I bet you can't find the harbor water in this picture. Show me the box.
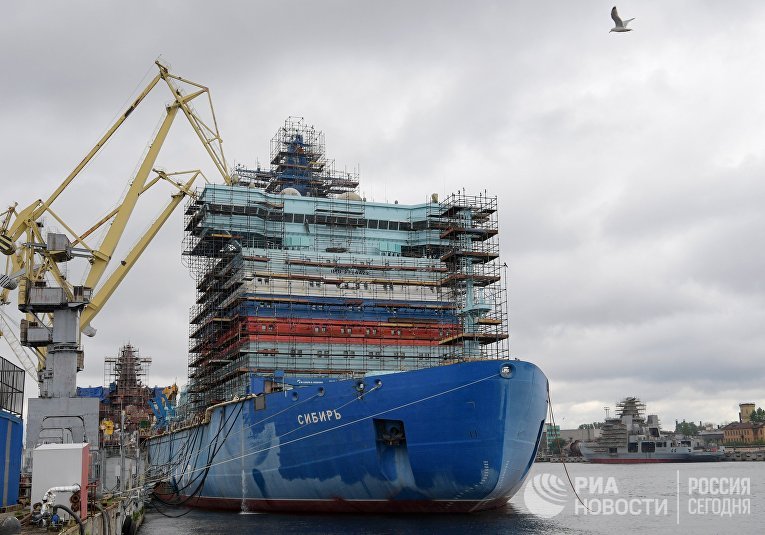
[141,462,763,534]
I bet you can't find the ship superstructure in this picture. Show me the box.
[182,118,508,416]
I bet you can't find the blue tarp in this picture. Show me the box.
[0,410,22,506]
[76,386,107,401]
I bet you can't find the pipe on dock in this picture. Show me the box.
[93,502,111,535]
[53,504,84,535]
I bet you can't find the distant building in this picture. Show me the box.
[698,429,724,445]
[739,403,756,423]
[722,422,765,444]
[559,428,602,443]
[545,424,561,450]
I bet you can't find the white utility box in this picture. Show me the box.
[30,443,89,519]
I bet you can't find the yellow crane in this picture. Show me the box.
[0,60,232,373]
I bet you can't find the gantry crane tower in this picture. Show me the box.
[0,61,231,450]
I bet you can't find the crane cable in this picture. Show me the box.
[546,384,591,512]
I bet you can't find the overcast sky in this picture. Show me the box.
[2,1,763,429]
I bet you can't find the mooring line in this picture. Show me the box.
[547,384,591,512]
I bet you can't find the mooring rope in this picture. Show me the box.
[547,384,591,512]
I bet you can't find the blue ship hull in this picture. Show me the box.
[147,359,547,513]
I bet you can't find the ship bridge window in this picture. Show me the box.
[368,220,379,229]
[294,214,305,223]
[379,221,389,230]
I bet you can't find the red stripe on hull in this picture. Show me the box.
[237,335,440,345]
[156,493,510,514]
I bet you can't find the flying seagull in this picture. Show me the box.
[610,6,634,32]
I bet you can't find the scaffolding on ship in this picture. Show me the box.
[181,118,510,417]
[102,344,154,443]
[589,397,648,452]
[433,191,508,361]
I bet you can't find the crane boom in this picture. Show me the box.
[83,105,179,292]
[0,73,163,251]
[0,61,231,380]
[80,170,202,330]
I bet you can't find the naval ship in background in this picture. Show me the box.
[146,118,549,512]
[577,397,724,463]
